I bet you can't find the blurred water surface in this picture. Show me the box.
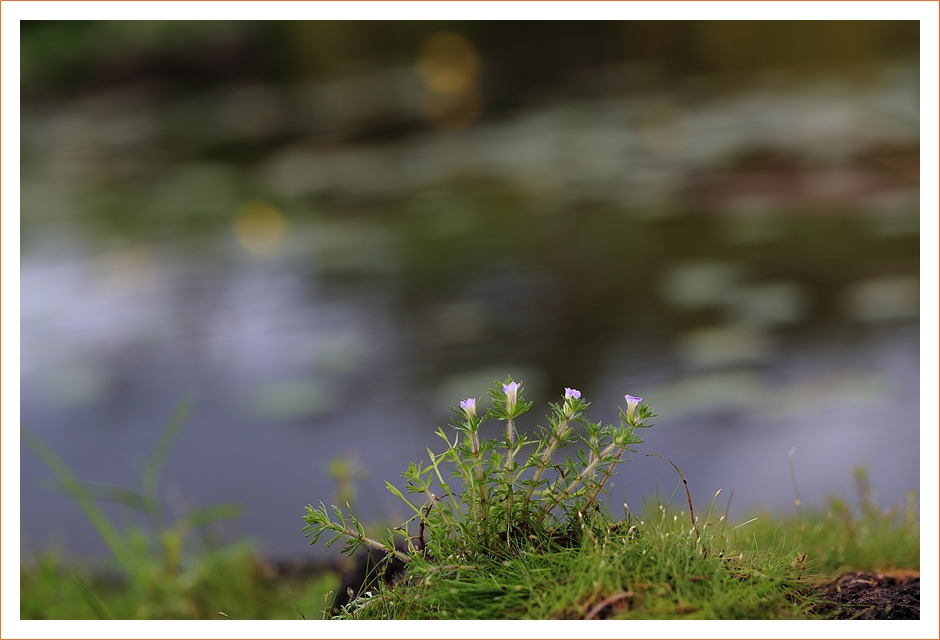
[19,22,920,559]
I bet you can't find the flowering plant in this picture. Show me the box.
[302,377,655,574]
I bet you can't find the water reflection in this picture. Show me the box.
[19,27,920,560]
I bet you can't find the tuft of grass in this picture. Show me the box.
[20,544,338,619]
[750,467,919,576]
[304,381,818,619]
[304,380,918,620]
[331,482,919,620]
[331,499,816,620]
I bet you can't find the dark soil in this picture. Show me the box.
[814,571,920,620]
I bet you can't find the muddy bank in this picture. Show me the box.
[814,570,920,620]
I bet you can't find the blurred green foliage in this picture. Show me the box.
[22,20,918,100]
[750,466,919,575]
[21,401,337,619]
[21,543,337,619]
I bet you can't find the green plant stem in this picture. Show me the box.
[788,448,803,529]
[647,454,700,539]
[428,447,464,526]
[538,442,621,525]
[73,572,115,620]
[342,526,412,564]
[443,445,478,527]
[423,487,458,543]
[581,446,625,511]
[469,431,487,528]
[523,414,572,508]
[142,398,194,531]
[505,417,515,540]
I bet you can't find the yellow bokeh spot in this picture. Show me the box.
[416,31,483,131]
[233,200,287,258]
[417,31,480,94]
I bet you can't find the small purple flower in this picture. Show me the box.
[563,387,581,416]
[459,398,477,420]
[624,394,642,421]
[503,381,521,411]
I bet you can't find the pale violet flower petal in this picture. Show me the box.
[624,394,642,420]
[502,382,520,395]
[459,398,477,419]
[502,381,521,410]
[564,388,581,400]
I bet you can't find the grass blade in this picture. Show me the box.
[22,425,126,562]
[42,478,159,513]
[72,572,115,620]
[141,397,194,509]
[184,502,244,528]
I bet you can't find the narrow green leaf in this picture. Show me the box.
[73,572,114,620]
[141,397,194,508]
[385,481,423,517]
[326,531,344,549]
[43,479,159,513]
[21,425,126,562]
[184,502,244,529]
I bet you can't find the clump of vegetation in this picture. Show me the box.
[305,379,649,560]
[751,465,919,576]
[20,385,918,620]
[21,401,336,620]
[303,379,823,619]
[20,542,337,620]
